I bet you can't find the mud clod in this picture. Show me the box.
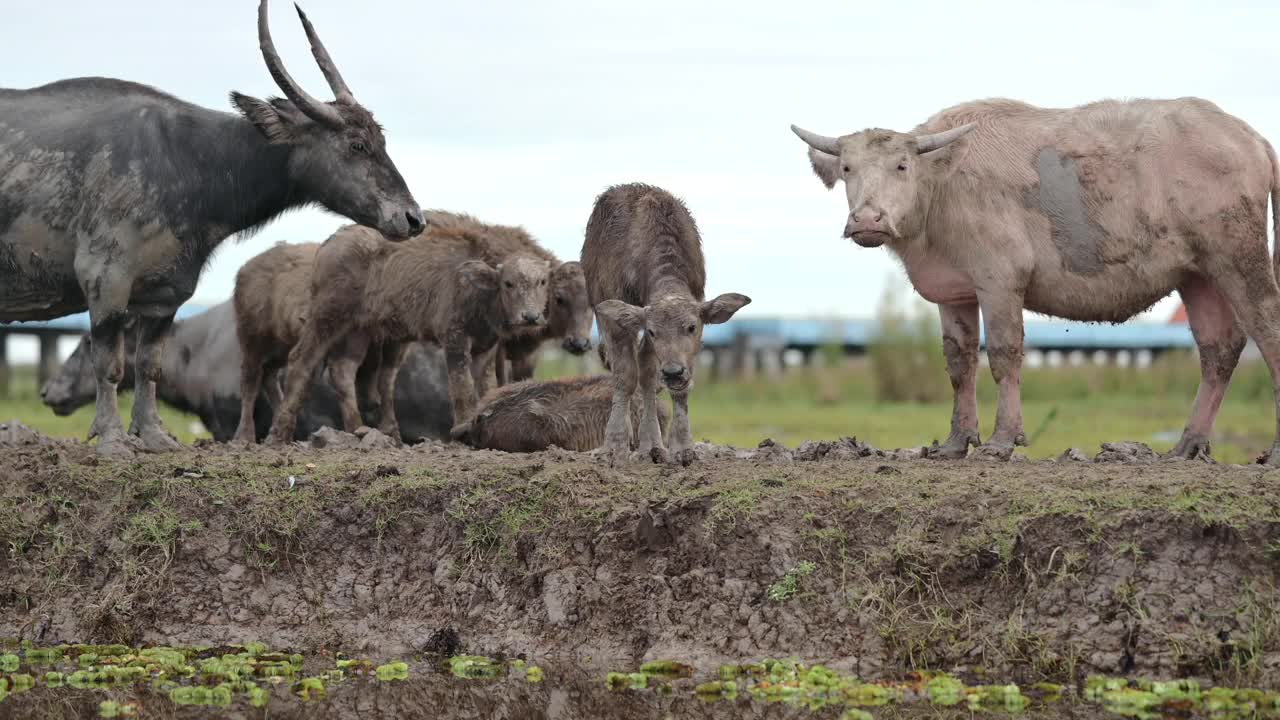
[1095,442,1159,464]
[1058,448,1090,462]
[0,419,43,447]
[310,427,360,450]
[795,436,879,462]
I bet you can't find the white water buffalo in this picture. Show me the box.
[792,98,1280,464]
[0,0,423,457]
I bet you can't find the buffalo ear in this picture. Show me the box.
[459,260,499,291]
[807,148,842,189]
[231,92,301,144]
[594,300,646,335]
[700,293,751,325]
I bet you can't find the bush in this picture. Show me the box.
[867,285,948,404]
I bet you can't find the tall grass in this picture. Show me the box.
[866,285,948,403]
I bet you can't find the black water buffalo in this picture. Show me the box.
[1,0,423,457]
[41,302,453,445]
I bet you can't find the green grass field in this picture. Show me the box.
[3,349,1273,464]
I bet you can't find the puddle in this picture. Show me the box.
[3,644,1280,719]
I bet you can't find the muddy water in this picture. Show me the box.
[3,670,1113,720]
[3,658,1275,720]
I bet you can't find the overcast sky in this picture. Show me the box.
[9,0,1280,323]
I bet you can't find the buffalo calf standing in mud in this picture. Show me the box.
[423,211,594,384]
[582,183,750,466]
[267,225,551,444]
[0,0,422,457]
[793,97,1280,463]
[454,375,671,453]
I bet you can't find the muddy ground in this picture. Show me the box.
[3,423,1280,689]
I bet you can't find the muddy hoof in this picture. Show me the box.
[973,443,1015,461]
[134,425,182,453]
[1256,444,1280,467]
[95,434,140,459]
[1160,440,1214,464]
[643,446,669,464]
[925,441,969,460]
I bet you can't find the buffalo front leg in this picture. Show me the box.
[634,334,667,462]
[445,335,481,439]
[86,310,134,457]
[975,291,1027,459]
[129,314,182,452]
[1168,275,1244,461]
[266,324,347,445]
[470,343,497,404]
[601,329,639,465]
[666,390,696,466]
[928,302,981,459]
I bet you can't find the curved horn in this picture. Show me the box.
[257,0,343,127]
[293,3,356,104]
[914,123,976,154]
[790,125,841,156]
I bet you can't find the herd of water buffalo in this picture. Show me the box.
[6,1,1280,465]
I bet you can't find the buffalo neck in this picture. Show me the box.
[193,114,307,247]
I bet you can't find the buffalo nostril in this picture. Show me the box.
[661,364,685,379]
[405,210,424,233]
[873,212,883,223]
[523,312,541,325]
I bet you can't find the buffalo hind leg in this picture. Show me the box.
[233,342,268,445]
[928,302,981,459]
[975,291,1027,459]
[375,342,410,442]
[129,313,182,452]
[1203,242,1280,465]
[1167,275,1245,460]
[327,333,371,433]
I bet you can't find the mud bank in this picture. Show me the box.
[3,429,1280,687]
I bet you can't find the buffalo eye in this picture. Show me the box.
[685,324,695,334]
[540,278,546,286]
[350,141,367,154]
[504,280,514,289]
[555,295,567,306]
[897,162,908,172]
[842,165,850,173]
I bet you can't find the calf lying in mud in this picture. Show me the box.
[42,301,454,443]
[266,224,551,444]
[424,211,594,384]
[582,183,750,466]
[453,375,670,452]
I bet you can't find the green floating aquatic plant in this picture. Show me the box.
[447,656,497,680]
[639,660,694,678]
[375,662,410,682]
[98,700,138,717]
[170,683,234,707]
[525,666,544,684]
[293,676,327,700]
[0,655,18,673]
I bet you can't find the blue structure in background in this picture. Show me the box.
[2,303,1196,353]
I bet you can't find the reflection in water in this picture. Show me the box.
[2,668,1122,720]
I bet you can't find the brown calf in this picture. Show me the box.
[453,375,670,452]
[581,183,750,466]
[265,223,550,444]
[424,210,593,384]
